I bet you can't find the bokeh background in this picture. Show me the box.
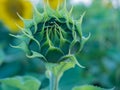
[0,0,120,90]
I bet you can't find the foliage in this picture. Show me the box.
[0,0,119,90]
[0,76,41,90]
[72,85,109,90]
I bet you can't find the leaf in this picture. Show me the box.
[26,50,47,62]
[10,41,30,54]
[0,76,41,90]
[58,54,85,68]
[72,85,111,90]
[1,84,18,90]
[45,47,64,63]
[0,50,5,65]
[79,33,91,52]
[45,60,76,79]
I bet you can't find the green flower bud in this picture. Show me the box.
[11,1,90,67]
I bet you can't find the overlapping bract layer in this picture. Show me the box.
[11,2,89,66]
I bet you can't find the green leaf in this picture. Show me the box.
[26,50,47,62]
[60,38,70,55]
[45,47,64,63]
[46,60,76,79]
[58,55,85,68]
[79,34,91,52]
[10,41,30,54]
[72,85,110,90]
[0,50,5,65]
[1,84,19,90]
[17,13,33,28]
[70,41,81,54]
[0,76,41,90]
[33,6,43,23]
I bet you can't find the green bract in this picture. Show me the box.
[11,1,90,66]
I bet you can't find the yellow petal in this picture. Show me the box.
[44,0,64,9]
[0,0,33,33]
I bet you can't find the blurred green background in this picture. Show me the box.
[0,0,120,90]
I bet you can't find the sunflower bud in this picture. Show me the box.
[11,1,90,66]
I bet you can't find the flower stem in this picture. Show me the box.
[45,62,73,90]
[49,70,59,90]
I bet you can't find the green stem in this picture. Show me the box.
[45,62,73,90]
[49,70,59,90]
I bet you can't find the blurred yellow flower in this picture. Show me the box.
[44,0,64,9]
[102,0,113,8]
[0,0,33,33]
